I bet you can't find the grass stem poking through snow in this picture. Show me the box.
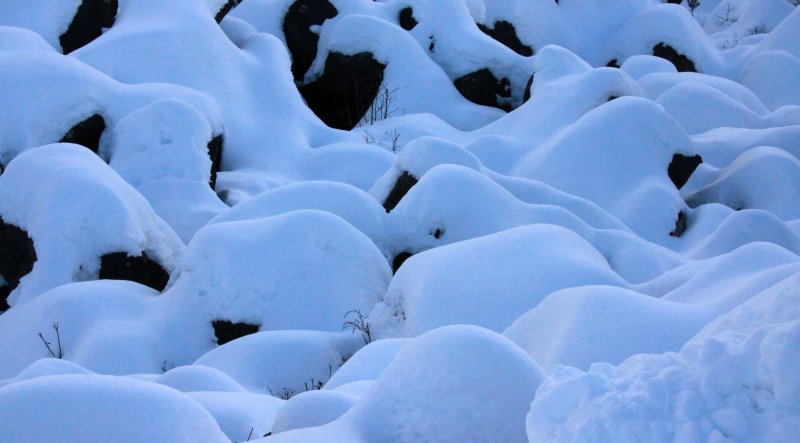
[343,309,372,344]
[37,322,63,359]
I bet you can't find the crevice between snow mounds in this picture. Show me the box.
[207,134,224,190]
[59,0,118,54]
[398,7,417,31]
[652,43,696,73]
[382,171,418,213]
[299,52,387,130]
[454,68,512,111]
[212,320,260,345]
[284,0,339,82]
[60,114,106,154]
[0,220,36,311]
[98,252,170,292]
[668,153,703,190]
[477,21,533,57]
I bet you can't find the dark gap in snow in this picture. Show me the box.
[667,0,683,4]
[454,68,512,111]
[523,74,534,103]
[668,153,703,190]
[59,0,118,54]
[670,211,688,237]
[399,7,417,31]
[392,251,413,274]
[212,320,260,345]
[215,0,242,23]
[299,52,386,130]
[606,59,620,68]
[284,0,339,82]
[652,43,696,72]
[60,114,106,154]
[0,286,9,312]
[0,221,37,304]
[99,252,170,292]
[428,36,436,53]
[477,21,533,57]
[383,171,418,213]
[432,228,443,239]
[607,95,620,102]
[207,134,224,190]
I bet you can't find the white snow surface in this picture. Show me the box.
[0,0,798,441]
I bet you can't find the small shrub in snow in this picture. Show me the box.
[37,322,63,359]
[343,309,372,344]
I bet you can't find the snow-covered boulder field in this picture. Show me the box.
[0,0,798,441]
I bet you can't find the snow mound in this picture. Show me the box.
[0,374,228,443]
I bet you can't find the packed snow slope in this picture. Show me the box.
[1,0,799,442]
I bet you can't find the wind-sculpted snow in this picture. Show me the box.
[0,0,799,442]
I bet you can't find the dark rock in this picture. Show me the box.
[392,251,413,274]
[453,68,511,111]
[99,252,170,292]
[283,0,338,81]
[0,220,37,308]
[428,36,436,53]
[652,43,696,72]
[606,59,620,68]
[215,0,242,23]
[669,211,687,237]
[523,74,534,103]
[667,0,683,4]
[383,171,418,213]
[60,114,106,154]
[477,21,533,56]
[59,0,118,54]
[431,227,443,239]
[212,320,260,345]
[299,52,386,130]
[0,286,9,312]
[207,134,224,190]
[399,7,417,30]
[668,153,703,190]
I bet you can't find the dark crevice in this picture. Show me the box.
[60,114,106,154]
[652,43,696,73]
[212,320,260,345]
[523,74,534,103]
[668,153,703,190]
[670,211,687,237]
[0,220,36,309]
[606,59,620,69]
[0,286,9,312]
[399,7,417,30]
[299,52,386,130]
[284,0,338,82]
[59,0,118,54]
[477,20,533,56]
[207,134,224,190]
[454,68,512,111]
[383,171,418,213]
[432,228,443,239]
[392,251,413,274]
[99,252,170,292]
[215,0,242,23]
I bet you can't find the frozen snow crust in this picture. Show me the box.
[0,0,799,442]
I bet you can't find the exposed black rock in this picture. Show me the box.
[99,252,170,292]
[432,228,443,239]
[0,221,37,306]
[60,114,106,154]
[299,52,386,130]
[392,251,413,274]
[453,68,512,111]
[606,59,620,68]
[668,153,703,190]
[399,7,417,30]
[0,286,9,312]
[207,134,224,190]
[667,0,683,4]
[477,21,533,56]
[652,43,696,73]
[523,74,534,103]
[215,0,242,23]
[212,320,260,345]
[283,0,338,81]
[670,211,687,237]
[59,0,118,54]
[383,171,418,213]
